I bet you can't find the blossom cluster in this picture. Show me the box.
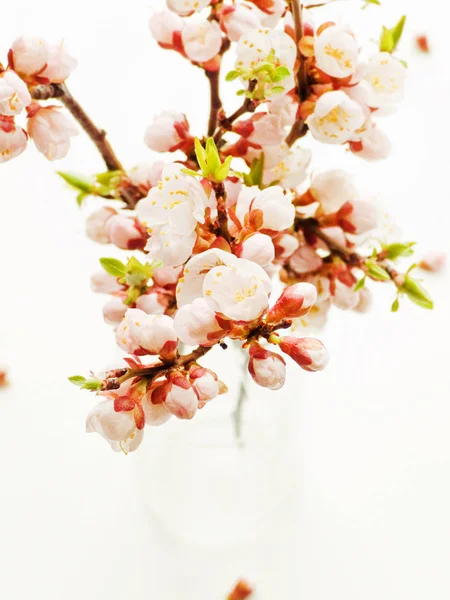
[1,1,439,454]
[0,37,77,162]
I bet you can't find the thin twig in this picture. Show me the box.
[213,80,257,145]
[212,181,231,243]
[30,83,143,209]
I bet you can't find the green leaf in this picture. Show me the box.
[354,276,366,292]
[194,138,208,174]
[125,256,154,286]
[82,379,103,391]
[380,15,407,53]
[384,242,416,260]
[100,257,127,278]
[215,155,233,182]
[268,86,285,95]
[391,297,400,312]
[68,375,87,387]
[76,192,88,207]
[401,277,434,310]
[391,15,407,49]
[380,26,394,52]
[272,66,290,82]
[236,89,246,97]
[225,70,240,82]
[96,170,122,185]
[366,261,391,281]
[206,137,221,174]
[181,168,201,177]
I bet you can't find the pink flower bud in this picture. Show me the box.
[173,298,224,346]
[279,336,329,372]
[273,233,300,261]
[235,114,285,147]
[310,170,357,214]
[40,42,77,83]
[149,11,184,49]
[128,161,165,193]
[332,279,359,310]
[419,251,446,273]
[0,123,27,163]
[189,366,219,403]
[90,271,122,294]
[86,399,143,453]
[248,342,286,390]
[182,20,223,64]
[235,233,275,267]
[119,309,178,359]
[224,177,242,208]
[266,282,317,323]
[136,291,168,315]
[0,70,31,116]
[163,375,198,420]
[353,287,372,313]
[85,207,117,243]
[338,201,379,235]
[27,105,78,160]
[152,265,183,287]
[144,111,191,153]
[219,5,261,43]
[289,244,323,275]
[142,389,171,426]
[105,215,144,250]
[103,296,127,326]
[9,36,49,77]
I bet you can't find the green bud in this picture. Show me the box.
[58,171,94,194]
[401,277,434,310]
[354,276,366,292]
[272,65,290,82]
[366,261,391,281]
[384,241,416,260]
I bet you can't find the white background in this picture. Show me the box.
[1,0,450,598]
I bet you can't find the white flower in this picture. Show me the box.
[27,106,78,160]
[314,25,358,79]
[9,36,49,76]
[236,233,275,267]
[269,93,299,127]
[359,52,406,108]
[289,244,323,274]
[167,0,211,16]
[128,162,165,192]
[202,257,271,322]
[219,5,261,43]
[105,215,143,250]
[261,144,311,189]
[176,248,240,307]
[350,118,391,161]
[173,298,223,346]
[90,271,122,294]
[0,71,31,116]
[142,391,171,426]
[182,20,222,63]
[41,42,77,83]
[279,336,330,372]
[249,0,285,28]
[149,11,184,47]
[0,125,27,163]
[307,91,365,145]
[116,309,178,357]
[236,29,296,95]
[341,200,379,235]
[236,185,295,232]
[245,114,285,147]
[137,163,211,266]
[332,280,359,310]
[103,296,127,326]
[85,207,117,244]
[144,111,190,153]
[86,399,143,453]
[310,169,358,213]
[136,292,167,315]
[189,367,219,402]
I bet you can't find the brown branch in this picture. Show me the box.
[212,181,231,243]
[206,69,223,137]
[213,80,257,145]
[30,83,144,209]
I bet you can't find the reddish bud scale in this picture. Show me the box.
[228,580,254,600]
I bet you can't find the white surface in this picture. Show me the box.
[0,0,450,598]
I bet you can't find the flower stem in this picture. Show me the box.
[206,69,223,137]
